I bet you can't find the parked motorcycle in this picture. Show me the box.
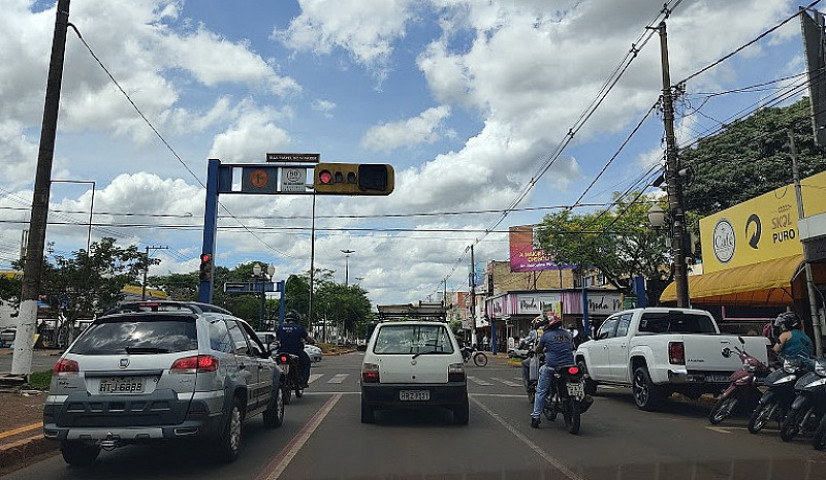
[274,351,305,404]
[708,337,774,425]
[779,357,823,442]
[509,338,534,360]
[748,356,812,434]
[540,364,594,435]
[461,344,488,367]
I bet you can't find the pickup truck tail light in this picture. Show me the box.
[668,342,685,365]
[362,363,380,383]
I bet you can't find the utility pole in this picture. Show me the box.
[12,0,71,377]
[789,130,824,356]
[469,245,477,349]
[657,21,690,308]
[142,245,168,300]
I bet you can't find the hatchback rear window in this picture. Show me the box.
[69,316,198,355]
[373,324,455,354]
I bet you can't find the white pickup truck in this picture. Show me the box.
[575,307,770,411]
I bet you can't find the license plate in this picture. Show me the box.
[99,377,145,394]
[567,382,585,400]
[399,390,430,401]
[706,375,730,383]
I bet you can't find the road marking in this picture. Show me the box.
[308,373,323,384]
[467,376,493,386]
[490,377,522,387]
[0,422,41,440]
[327,373,349,384]
[706,426,732,434]
[471,397,585,480]
[257,393,342,480]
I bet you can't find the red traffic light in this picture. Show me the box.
[318,170,333,185]
[201,253,212,263]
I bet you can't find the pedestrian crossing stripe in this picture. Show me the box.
[307,373,523,387]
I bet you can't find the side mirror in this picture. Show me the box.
[738,336,745,345]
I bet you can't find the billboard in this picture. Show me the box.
[509,225,560,272]
[700,170,826,273]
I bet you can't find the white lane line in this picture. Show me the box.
[467,375,494,386]
[308,373,323,384]
[470,397,585,480]
[490,377,522,387]
[257,393,343,480]
[327,373,349,384]
[706,426,732,434]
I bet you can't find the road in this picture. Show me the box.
[6,352,826,479]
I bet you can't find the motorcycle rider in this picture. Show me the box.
[530,313,575,428]
[276,310,316,388]
[521,316,543,389]
[772,311,813,360]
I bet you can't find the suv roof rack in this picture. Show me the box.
[103,300,232,317]
[376,302,447,322]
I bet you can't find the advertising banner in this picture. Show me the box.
[700,170,826,273]
[509,225,557,272]
[513,292,562,316]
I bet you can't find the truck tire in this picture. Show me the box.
[632,366,664,411]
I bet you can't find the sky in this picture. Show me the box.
[0,0,815,308]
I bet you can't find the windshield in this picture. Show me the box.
[638,312,717,334]
[69,317,198,355]
[372,324,455,354]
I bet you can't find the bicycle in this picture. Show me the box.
[460,344,488,367]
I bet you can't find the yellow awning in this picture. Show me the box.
[659,255,804,307]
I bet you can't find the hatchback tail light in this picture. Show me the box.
[448,363,465,382]
[170,355,219,373]
[54,358,79,375]
[362,363,379,383]
[668,342,685,365]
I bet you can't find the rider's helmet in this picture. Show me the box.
[285,309,302,323]
[546,313,563,329]
[531,315,548,330]
[774,311,800,331]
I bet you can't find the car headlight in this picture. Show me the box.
[815,360,826,377]
[743,362,756,373]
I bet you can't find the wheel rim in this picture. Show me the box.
[712,397,737,422]
[229,407,242,452]
[633,372,648,406]
[754,403,774,430]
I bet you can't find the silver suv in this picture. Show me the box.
[43,301,284,465]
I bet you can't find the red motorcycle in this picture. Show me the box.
[708,337,774,425]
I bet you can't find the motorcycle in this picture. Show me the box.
[508,338,534,360]
[274,351,305,404]
[540,364,594,435]
[748,356,812,434]
[708,337,774,425]
[461,344,488,367]
[780,357,823,443]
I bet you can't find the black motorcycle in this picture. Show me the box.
[748,356,812,434]
[780,357,823,442]
[274,351,305,404]
[540,364,594,435]
[461,344,488,367]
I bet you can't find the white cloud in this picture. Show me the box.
[361,105,451,151]
[208,104,292,162]
[312,99,336,118]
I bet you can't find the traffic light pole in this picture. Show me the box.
[198,159,220,303]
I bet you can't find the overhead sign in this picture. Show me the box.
[267,153,320,163]
[509,225,563,272]
[280,167,308,192]
[223,281,278,294]
[241,167,278,194]
[700,169,826,273]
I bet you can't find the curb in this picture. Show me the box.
[0,434,57,469]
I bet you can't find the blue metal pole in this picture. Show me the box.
[491,319,497,355]
[198,159,220,303]
[278,280,286,329]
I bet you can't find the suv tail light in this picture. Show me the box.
[54,358,79,375]
[170,355,219,373]
[668,342,685,365]
[362,363,379,383]
[448,363,465,382]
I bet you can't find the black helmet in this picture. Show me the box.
[531,315,548,330]
[285,309,302,323]
[774,311,800,331]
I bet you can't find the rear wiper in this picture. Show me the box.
[412,350,442,359]
[125,346,169,354]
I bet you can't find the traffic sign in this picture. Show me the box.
[223,281,279,294]
[267,153,320,163]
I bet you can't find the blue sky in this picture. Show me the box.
[0,0,813,306]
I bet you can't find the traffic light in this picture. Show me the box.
[313,163,394,195]
[199,253,213,282]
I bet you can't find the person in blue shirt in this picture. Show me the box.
[276,310,315,387]
[530,313,575,428]
[772,311,813,360]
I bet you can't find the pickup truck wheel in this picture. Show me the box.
[632,367,663,411]
[577,360,597,396]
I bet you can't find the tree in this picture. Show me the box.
[535,193,672,305]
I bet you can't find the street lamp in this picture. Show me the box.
[253,263,276,328]
[341,249,355,286]
[647,204,666,228]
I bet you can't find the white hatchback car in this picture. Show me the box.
[360,320,468,424]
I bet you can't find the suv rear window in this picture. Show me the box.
[373,324,455,355]
[69,316,198,355]
[638,312,717,334]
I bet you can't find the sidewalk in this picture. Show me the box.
[0,388,57,476]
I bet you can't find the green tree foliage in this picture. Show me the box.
[535,194,671,305]
[681,98,826,218]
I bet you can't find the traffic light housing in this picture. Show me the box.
[313,163,394,195]
[199,253,213,282]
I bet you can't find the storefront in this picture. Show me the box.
[485,289,624,353]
